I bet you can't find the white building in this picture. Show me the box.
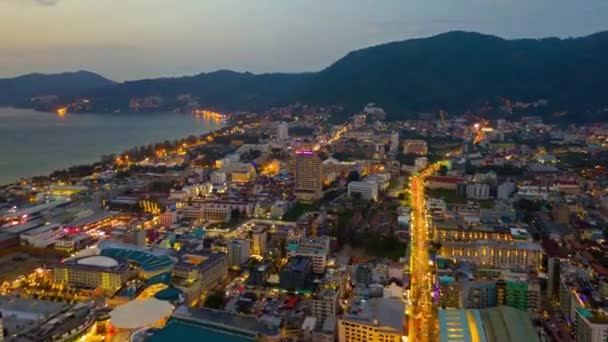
[347,181,378,201]
[575,308,608,342]
[227,239,250,269]
[20,223,64,248]
[210,171,227,184]
[466,183,490,200]
[277,122,289,140]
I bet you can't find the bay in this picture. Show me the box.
[0,108,224,185]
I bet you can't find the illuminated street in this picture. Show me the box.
[407,162,441,342]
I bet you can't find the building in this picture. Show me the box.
[466,183,490,200]
[227,239,250,270]
[52,255,131,294]
[390,132,399,151]
[338,297,404,342]
[575,308,608,342]
[438,306,539,342]
[426,176,466,190]
[311,287,339,325]
[210,171,227,184]
[402,139,428,155]
[147,307,280,341]
[55,234,93,253]
[287,244,327,274]
[160,211,177,228]
[440,241,543,270]
[462,280,496,309]
[347,181,379,201]
[279,257,312,290]
[182,200,253,222]
[355,265,373,288]
[20,223,64,248]
[98,241,176,279]
[251,226,267,256]
[294,150,323,203]
[278,122,289,140]
[173,251,227,293]
[230,163,257,183]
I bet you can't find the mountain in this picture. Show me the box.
[70,70,313,112]
[304,31,608,118]
[0,71,115,105]
[16,31,608,121]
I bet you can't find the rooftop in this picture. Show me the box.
[439,306,539,342]
[343,298,404,333]
[76,255,118,267]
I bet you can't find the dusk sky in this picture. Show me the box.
[1,0,608,81]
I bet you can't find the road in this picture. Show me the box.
[407,163,441,342]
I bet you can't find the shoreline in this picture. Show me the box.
[2,123,229,188]
[0,108,228,187]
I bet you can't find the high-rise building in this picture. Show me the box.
[294,150,323,203]
[390,132,399,151]
[251,226,267,256]
[278,122,289,140]
[311,287,339,325]
[227,239,250,270]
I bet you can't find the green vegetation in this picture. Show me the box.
[347,170,361,182]
[396,153,420,165]
[283,203,315,221]
[426,188,466,204]
[363,234,407,260]
[203,290,225,309]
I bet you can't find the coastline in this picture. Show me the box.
[0,108,227,187]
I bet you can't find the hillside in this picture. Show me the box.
[12,31,608,121]
[304,31,608,118]
[0,71,115,105]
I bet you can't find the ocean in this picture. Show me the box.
[0,108,224,185]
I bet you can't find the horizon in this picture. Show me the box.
[2,0,608,81]
[6,29,608,83]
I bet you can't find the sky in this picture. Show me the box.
[1,0,608,81]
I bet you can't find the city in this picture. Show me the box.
[2,104,608,342]
[2,2,608,342]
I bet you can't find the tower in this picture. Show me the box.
[278,122,289,140]
[294,150,323,203]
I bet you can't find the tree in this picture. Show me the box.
[203,290,225,309]
[347,170,361,182]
